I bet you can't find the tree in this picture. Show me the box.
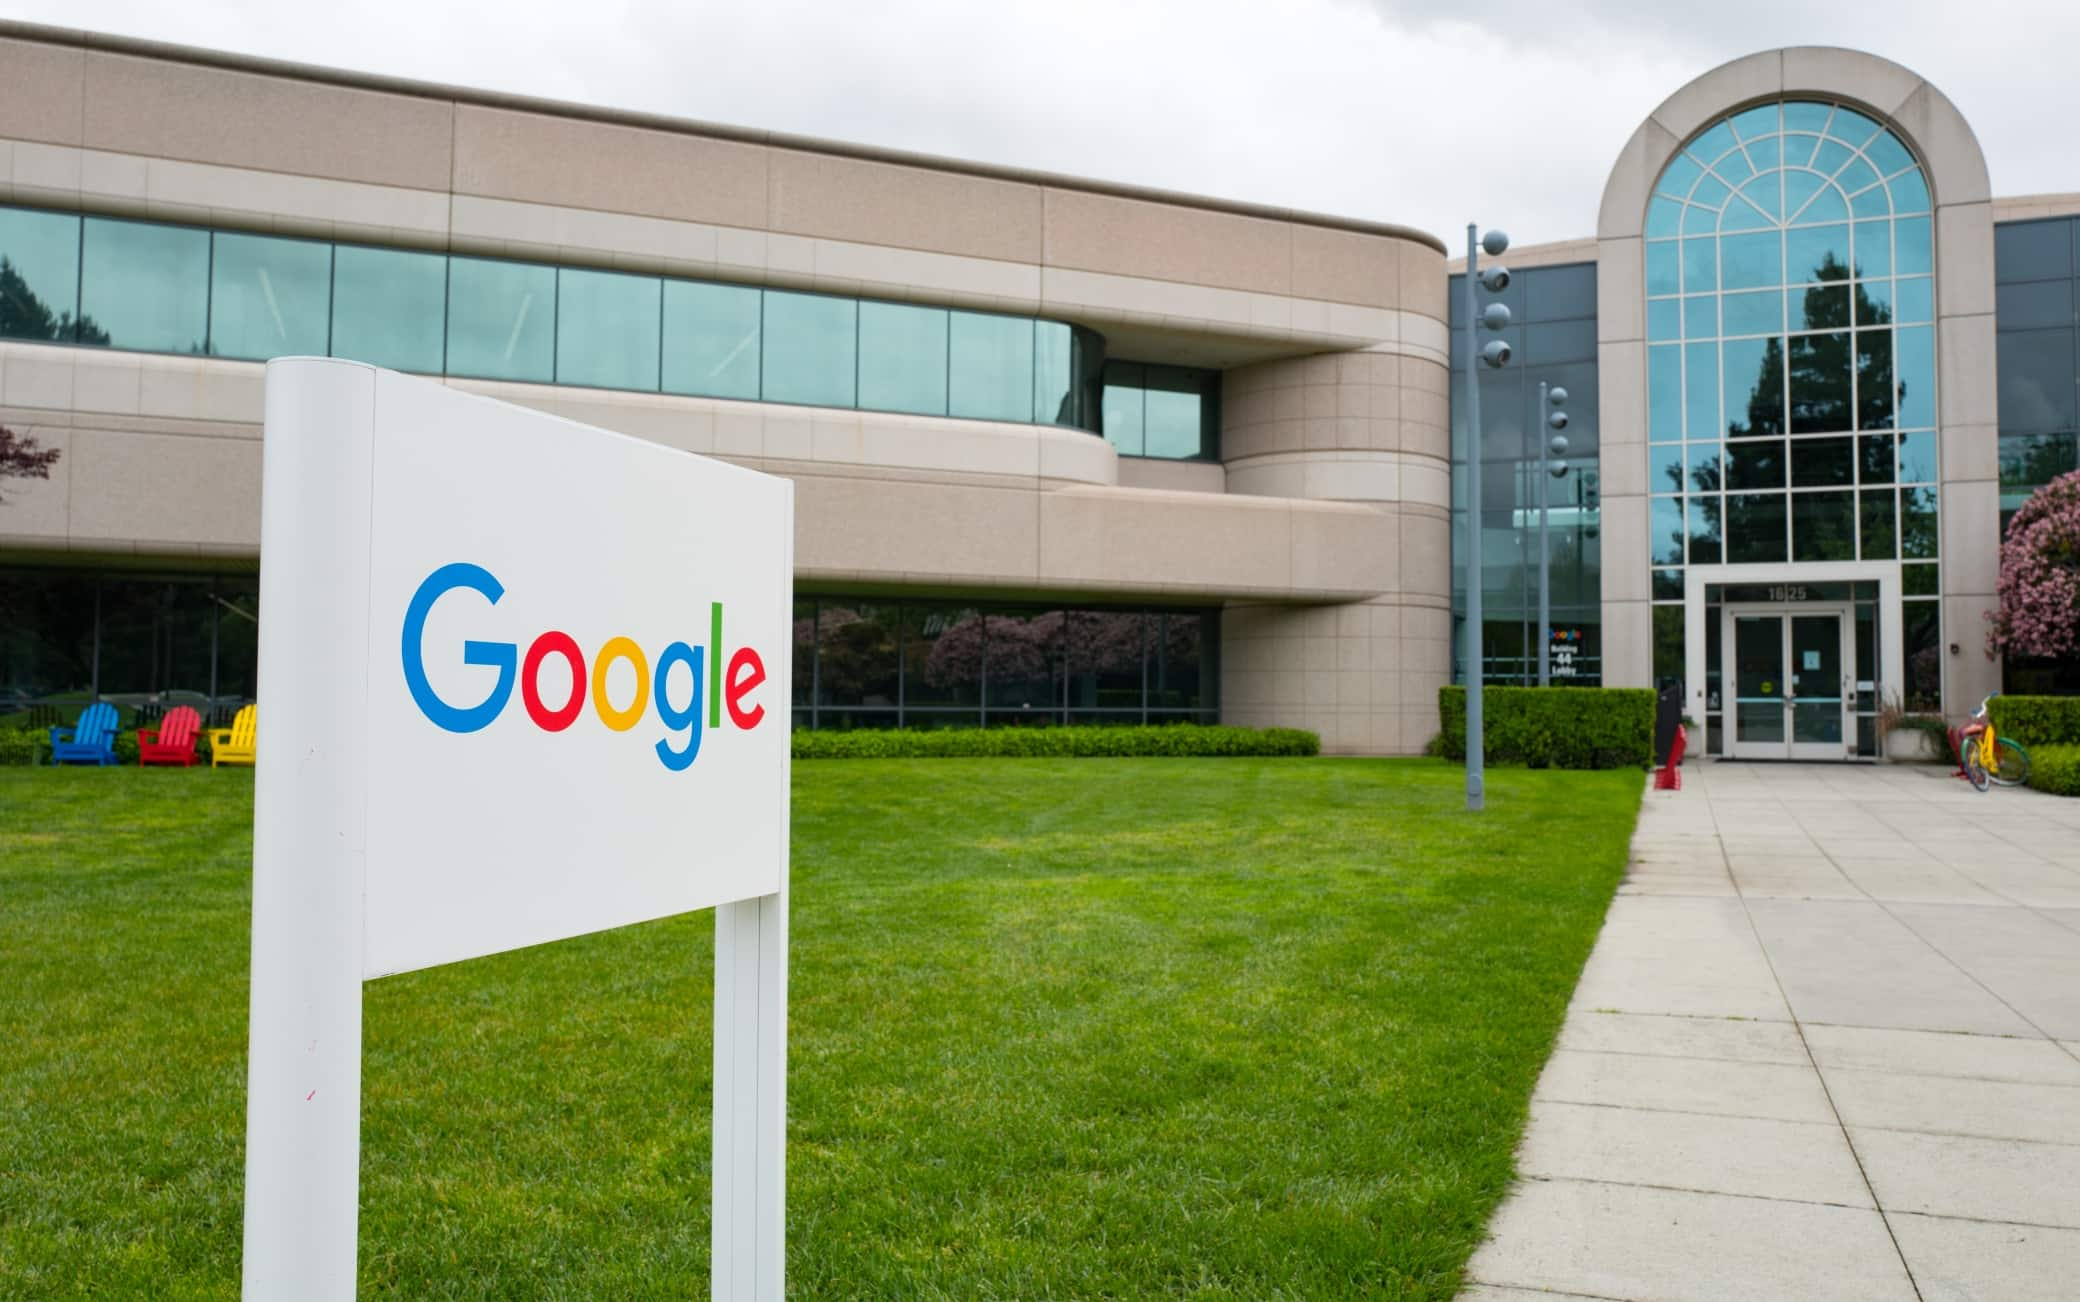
[1987,468,2080,661]
[0,423,60,502]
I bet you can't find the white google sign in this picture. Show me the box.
[242,359,792,1299]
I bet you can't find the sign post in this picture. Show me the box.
[242,358,792,1300]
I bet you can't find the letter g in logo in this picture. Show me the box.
[401,562,517,733]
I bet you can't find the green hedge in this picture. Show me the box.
[1437,685,1656,770]
[2028,744,2080,797]
[1988,696,2080,749]
[0,730,46,766]
[792,724,1319,760]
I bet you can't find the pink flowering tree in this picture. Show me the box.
[1987,468,2080,661]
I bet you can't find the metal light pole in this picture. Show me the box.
[1537,383,1570,688]
[1463,225,1512,812]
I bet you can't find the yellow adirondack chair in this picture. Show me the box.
[210,704,257,768]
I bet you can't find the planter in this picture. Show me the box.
[1882,726,1947,764]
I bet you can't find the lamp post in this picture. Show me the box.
[1537,382,1570,688]
[1464,224,1512,812]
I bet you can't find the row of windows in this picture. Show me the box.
[1649,325,1934,442]
[1648,487,1939,570]
[1649,274,1933,340]
[0,204,1126,435]
[1646,222,1932,299]
[0,569,257,711]
[1994,218,2080,537]
[1646,101,1932,240]
[791,599,1214,728]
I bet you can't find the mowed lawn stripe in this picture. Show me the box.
[0,757,1639,1299]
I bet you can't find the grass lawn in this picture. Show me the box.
[1,758,1641,1298]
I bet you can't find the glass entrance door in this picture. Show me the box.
[1726,606,1851,760]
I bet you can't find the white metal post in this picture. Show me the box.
[243,360,378,1300]
[713,521,792,1302]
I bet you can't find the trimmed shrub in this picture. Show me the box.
[2028,744,2080,797]
[1987,696,2080,749]
[1437,685,1655,770]
[0,729,46,766]
[792,724,1319,760]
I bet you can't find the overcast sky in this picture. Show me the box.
[10,0,2078,247]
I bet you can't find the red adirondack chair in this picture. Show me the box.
[137,705,203,767]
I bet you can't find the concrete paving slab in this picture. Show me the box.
[1556,1011,1807,1065]
[1534,1049,1837,1124]
[1466,1179,1916,1302]
[1821,1066,2080,1144]
[1745,899,2038,1035]
[1888,1212,2080,1302]
[1801,1024,2080,1084]
[1850,1127,2080,1227]
[1519,1100,1872,1206]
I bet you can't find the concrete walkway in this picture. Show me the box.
[1464,760,2080,1302]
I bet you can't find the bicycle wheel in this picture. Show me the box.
[1991,736,2032,787]
[1963,743,1991,792]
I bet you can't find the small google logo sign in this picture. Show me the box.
[401,562,768,771]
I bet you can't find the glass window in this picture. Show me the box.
[857,301,948,416]
[1904,599,1940,710]
[1144,366,1208,459]
[1792,283,1850,332]
[902,604,982,713]
[662,280,761,401]
[1856,278,1894,326]
[1902,563,1940,596]
[1786,224,1851,283]
[1897,431,1938,483]
[1994,278,2068,330]
[1859,433,1895,484]
[1681,238,1716,293]
[2001,432,2078,494]
[1652,444,1685,494]
[1651,496,1685,566]
[761,290,856,408]
[792,600,815,710]
[1684,295,1716,338]
[1996,220,2074,282]
[1856,330,1894,429]
[1685,342,1718,438]
[1653,605,1686,693]
[1894,217,1933,276]
[813,604,900,708]
[331,244,445,373]
[1032,320,1078,427]
[1647,241,1680,296]
[948,311,1033,422]
[555,268,660,391]
[1727,493,1787,563]
[1687,442,1722,491]
[1103,361,1146,456]
[1793,491,1855,560]
[1721,231,1781,289]
[1148,611,1206,711]
[445,256,555,382]
[1726,439,1785,490]
[1649,345,1682,442]
[1723,337,1783,437]
[1688,495,1723,564]
[0,207,83,343]
[1788,332,1851,432]
[1065,609,1145,712]
[1893,276,1933,324]
[984,611,1064,720]
[1901,486,1939,557]
[97,579,216,701]
[1995,328,2075,434]
[1792,437,1853,487]
[1723,289,1782,336]
[1649,299,1681,341]
[1852,220,1892,278]
[79,217,210,354]
[1896,325,1935,429]
[208,232,331,361]
[1860,489,1896,558]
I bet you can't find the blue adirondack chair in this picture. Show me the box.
[50,702,121,766]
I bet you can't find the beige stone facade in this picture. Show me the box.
[0,22,1451,754]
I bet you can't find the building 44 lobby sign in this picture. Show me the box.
[241,360,792,1300]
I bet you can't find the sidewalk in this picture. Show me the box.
[1464,760,2080,1301]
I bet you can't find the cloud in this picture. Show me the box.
[8,0,2079,249]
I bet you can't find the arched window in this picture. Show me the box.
[1643,101,1938,582]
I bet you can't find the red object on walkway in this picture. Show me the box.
[1655,725,1686,790]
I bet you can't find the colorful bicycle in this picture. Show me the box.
[1955,694,2032,792]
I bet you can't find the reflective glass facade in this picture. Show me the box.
[1646,100,1941,705]
[792,598,1216,729]
[0,568,258,723]
[1993,215,2080,694]
[1450,261,1603,683]
[1099,362,1221,460]
[0,202,1104,432]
